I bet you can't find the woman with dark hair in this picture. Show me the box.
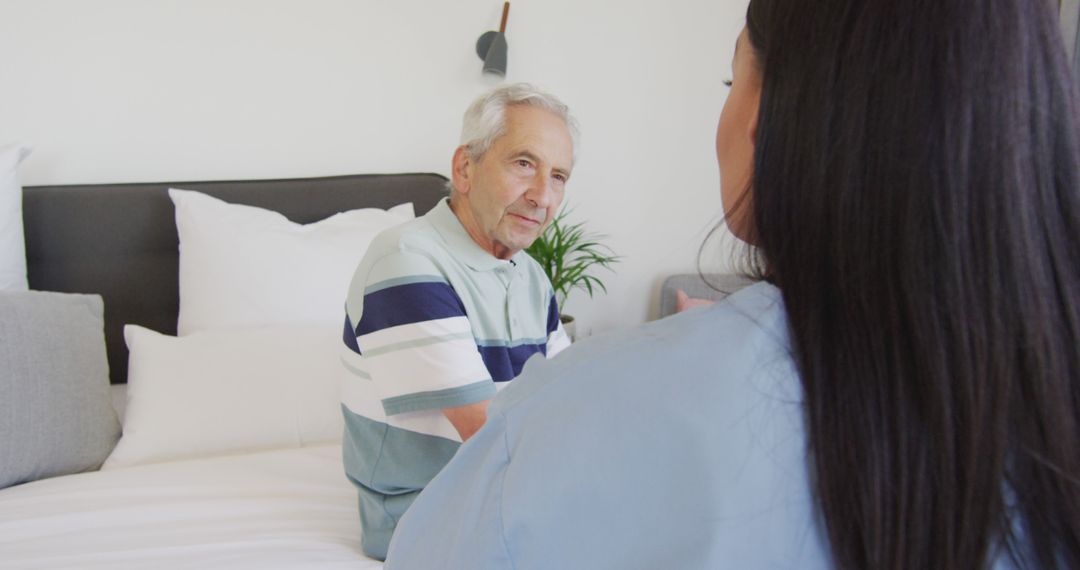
[384,0,1080,568]
[736,0,1080,568]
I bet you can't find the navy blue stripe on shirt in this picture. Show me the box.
[546,295,560,335]
[343,312,362,355]
[356,281,468,336]
[478,343,547,382]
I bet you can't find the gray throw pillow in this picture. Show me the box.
[0,290,121,489]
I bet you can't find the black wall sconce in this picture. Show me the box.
[476,2,510,76]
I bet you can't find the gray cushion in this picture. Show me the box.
[658,273,757,318]
[0,291,121,489]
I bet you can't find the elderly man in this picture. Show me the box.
[340,83,576,560]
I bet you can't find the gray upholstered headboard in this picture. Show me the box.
[22,173,449,385]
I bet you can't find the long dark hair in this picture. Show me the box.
[743,0,1080,568]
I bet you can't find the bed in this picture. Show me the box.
[0,169,448,569]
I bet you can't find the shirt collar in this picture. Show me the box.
[428,198,526,272]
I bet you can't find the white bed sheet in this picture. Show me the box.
[0,444,382,570]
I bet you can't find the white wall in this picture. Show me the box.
[0,0,748,335]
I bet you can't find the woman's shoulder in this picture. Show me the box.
[483,281,827,568]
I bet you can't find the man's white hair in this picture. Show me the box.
[448,84,579,193]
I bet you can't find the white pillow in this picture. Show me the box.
[104,324,345,469]
[170,188,414,335]
[0,144,32,291]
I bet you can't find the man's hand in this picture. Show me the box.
[442,400,491,442]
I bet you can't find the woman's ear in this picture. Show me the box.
[451,146,472,194]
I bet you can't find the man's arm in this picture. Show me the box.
[442,400,491,441]
[348,251,497,432]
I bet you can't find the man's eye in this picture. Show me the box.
[517,159,532,168]
[722,78,733,87]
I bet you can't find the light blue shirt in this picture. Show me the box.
[384,282,834,568]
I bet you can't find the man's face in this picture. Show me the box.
[452,104,574,259]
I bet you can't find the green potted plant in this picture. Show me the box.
[526,208,620,340]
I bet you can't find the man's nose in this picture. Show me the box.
[525,174,555,208]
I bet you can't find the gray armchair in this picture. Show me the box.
[658,273,757,318]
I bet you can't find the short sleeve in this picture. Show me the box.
[344,251,495,416]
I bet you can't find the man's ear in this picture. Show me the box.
[451,146,472,194]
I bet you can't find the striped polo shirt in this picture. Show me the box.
[340,198,570,558]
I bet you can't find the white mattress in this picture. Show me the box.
[0,444,382,569]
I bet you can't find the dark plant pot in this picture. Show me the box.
[560,314,576,342]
